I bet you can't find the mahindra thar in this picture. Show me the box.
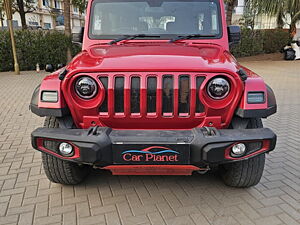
[30,0,277,187]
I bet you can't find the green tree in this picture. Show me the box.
[72,0,86,14]
[12,0,36,29]
[238,0,258,30]
[225,0,238,25]
[72,0,87,26]
[250,0,300,36]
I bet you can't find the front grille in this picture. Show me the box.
[98,73,205,117]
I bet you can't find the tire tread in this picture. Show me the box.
[221,118,266,188]
[41,117,90,185]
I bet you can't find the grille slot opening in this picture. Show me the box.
[196,77,205,113]
[131,77,140,113]
[178,75,190,115]
[147,77,157,113]
[162,75,174,115]
[99,77,108,113]
[115,77,124,113]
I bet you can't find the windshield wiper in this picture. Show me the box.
[169,34,217,43]
[109,34,161,45]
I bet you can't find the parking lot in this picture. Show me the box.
[0,60,299,225]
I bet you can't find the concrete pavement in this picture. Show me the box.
[0,61,299,225]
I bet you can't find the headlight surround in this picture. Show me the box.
[75,76,98,99]
[207,77,230,100]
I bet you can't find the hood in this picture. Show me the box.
[67,42,239,74]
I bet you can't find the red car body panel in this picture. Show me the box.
[63,71,243,129]
[238,66,268,110]
[57,43,241,129]
[38,40,271,129]
[38,73,66,109]
[37,43,272,129]
[103,165,204,176]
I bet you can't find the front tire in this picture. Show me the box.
[41,117,90,185]
[220,118,266,188]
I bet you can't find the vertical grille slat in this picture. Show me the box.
[131,77,140,113]
[178,75,190,114]
[162,75,174,114]
[147,77,157,113]
[196,77,205,113]
[99,77,108,112]
[114,77,124,113]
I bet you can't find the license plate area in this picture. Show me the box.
[113,144,190,165]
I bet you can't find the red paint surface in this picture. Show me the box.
[36,0,271,130]
[103,165,202,175]
[238,66,268,110]
[61,71,243,129]
[38,73,67,109]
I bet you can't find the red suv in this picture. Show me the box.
[30,0,277,187]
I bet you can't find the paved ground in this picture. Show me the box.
[0,61,299,225]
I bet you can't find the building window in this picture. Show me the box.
[29,21,39,26]
[43,0,49,7]
[44,23,51,29]
[12,20,18,28]
[56,15,64,26]
[74,7,78,13]
[54,1,60,9]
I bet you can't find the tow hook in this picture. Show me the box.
[202,127,217,136]
[196,166,210,174]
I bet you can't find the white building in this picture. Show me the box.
[0,0,84,30]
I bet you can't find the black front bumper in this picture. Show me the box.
[31,127,276,167]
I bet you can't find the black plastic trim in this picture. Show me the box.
[58,69,68,80]
[235,105,277,119]
[237,68,248,81]
[31,126,276,166]
[30,104,70,117]
[266,84,277,108]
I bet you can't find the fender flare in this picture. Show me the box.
[235,79,277,119]
[30,75,70,117]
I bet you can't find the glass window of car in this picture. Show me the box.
[89,0,222,39]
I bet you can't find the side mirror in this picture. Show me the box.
[72,27,84,44]
[45,64,55,73]
[228,25,241,46]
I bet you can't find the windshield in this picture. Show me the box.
[89,0,222,40]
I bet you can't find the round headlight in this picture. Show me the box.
[207,77,230,100]
[75,77,98,99]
